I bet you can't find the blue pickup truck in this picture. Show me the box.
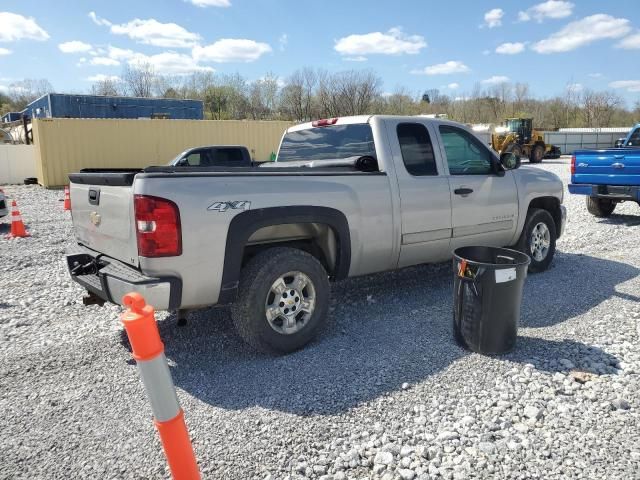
[569,124,640,217]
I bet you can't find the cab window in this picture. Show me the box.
[627,129,640,146]
[397,123,438,176]
[439,125,493,175]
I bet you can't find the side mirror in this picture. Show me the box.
[500,151,520,170]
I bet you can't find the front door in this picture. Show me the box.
[436,124,518,250]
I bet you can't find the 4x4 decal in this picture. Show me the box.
[207,201,252,212]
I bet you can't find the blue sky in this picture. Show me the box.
[1,0,639,104]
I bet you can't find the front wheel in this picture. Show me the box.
[514,208,557,273]
[231,247,330,354]
[586,197,615,217]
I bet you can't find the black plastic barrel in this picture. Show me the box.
[453,246,530,354]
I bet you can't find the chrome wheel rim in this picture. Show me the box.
[265,271,316,335]
[530,222,550,262]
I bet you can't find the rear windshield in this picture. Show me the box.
[277,124,375,162]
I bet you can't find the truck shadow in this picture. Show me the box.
[598,214,640,227]
[152,252,633,416]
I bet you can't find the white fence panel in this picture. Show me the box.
[0,145,37,184]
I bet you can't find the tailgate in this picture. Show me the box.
[573,148,640,186]
[70,172,139,267]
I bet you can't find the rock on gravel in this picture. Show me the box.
[1,159,640,479]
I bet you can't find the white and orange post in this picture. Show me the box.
[121,293,200,480]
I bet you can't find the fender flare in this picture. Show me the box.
[218,206,351,304]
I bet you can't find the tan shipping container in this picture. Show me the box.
[32,118,292,187]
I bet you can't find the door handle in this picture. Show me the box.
[454,187,474,195]
[614,155,625,159]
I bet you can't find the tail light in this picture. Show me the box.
[570,155,576,175]
[134,195,182,257]
[312,118,338,127]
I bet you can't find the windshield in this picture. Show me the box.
[506,119,522,132]
[277,124,376,162]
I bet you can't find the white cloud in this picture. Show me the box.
[88,12,111,27]
[0,12,49,42]
[495,42,525,55]
[609,80,640,93]
[588,72,603,78]
[532,14,631,53]
[482,75,510,85]
[482,49,491,55]
[616,32,640,49]
[193,39,272,63]
[0,47,11,56]
[447,83,460,90]
[483,8,504,28]
[135,51,214,74]
[411,61,470,75]
[335,28,426,56]
[87,74,120,83]
[108,18,201,48]
[59,40,93,53]
[90,57,120,66]
[518,1,574,22]
[278,33,288,51]
[344,56,367,62]
[566,82,583,92]
[186,0,231,7]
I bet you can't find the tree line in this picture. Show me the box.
[2,64,639,129]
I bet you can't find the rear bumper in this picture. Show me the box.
[66,245,182,310]
[569,184,640,201]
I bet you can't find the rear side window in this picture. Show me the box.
[627,129,640,146]
[215,148,245,163]
[277,124,375,162]
[439,125,493,175]
[397,123,437,176]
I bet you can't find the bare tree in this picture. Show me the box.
[581,90,622,127]
[7,78,53,110]
[90,77,121,96]
[122,63,157,97]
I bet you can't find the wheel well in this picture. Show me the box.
[218,206,351,304]
[242,222,338,275]
[528,197,562,236]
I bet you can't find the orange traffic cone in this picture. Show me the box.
[63,186,71,211]
[5,200,31,239]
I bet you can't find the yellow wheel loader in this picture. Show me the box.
[491,118,560,163]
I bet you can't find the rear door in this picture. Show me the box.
[385,120,452,267]
[70,178,139,266]
[436,124,518,249]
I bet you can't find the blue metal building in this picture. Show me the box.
[1,112,22,123]
[21,93,204,120]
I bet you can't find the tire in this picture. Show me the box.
[231,247,330,354]
[504,144,522,158]
[514,208,557,273]
[586,197,615,217]
[529,145,544,163]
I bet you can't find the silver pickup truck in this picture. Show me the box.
[67,115,566,353]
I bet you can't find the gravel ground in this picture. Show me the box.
[1,158,639,480]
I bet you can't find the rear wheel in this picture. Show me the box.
[529,145,544,163]
[514,208,557,273]
[231,247,330,354]
[586,197,615,217]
